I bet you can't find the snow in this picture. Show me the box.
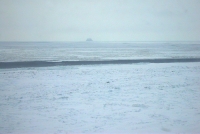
[1,42,200,62]
[1,63,200,133]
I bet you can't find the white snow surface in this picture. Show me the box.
[1,63,200,134]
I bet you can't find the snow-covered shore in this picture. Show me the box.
[1,62,200,133]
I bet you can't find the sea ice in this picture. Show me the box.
[0,63,200,133]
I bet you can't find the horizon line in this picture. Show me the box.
[0,41,200,43]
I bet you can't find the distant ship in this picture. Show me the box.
[86,38,93,41]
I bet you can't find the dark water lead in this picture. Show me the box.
[1,58,200,69]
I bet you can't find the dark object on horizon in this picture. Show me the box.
[86,38,93,41]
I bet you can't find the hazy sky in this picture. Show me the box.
[0,0,200,41]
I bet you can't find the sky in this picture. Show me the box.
[0,0,200,41]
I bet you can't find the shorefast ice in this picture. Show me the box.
[0,63,200,134]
